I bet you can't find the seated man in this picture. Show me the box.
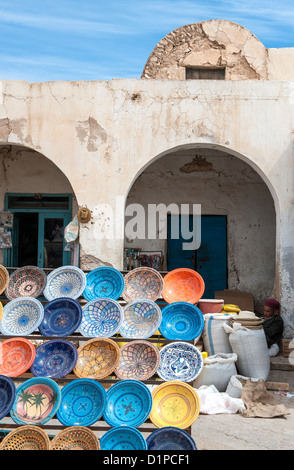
[263,299,284,357]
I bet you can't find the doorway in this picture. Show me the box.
[167,214,227,298]
[4,194,72,268]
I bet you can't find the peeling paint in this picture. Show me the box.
[76,116,108,152]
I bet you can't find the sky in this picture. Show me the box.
[0,0,293,82]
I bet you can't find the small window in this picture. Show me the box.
[186,67,225,80]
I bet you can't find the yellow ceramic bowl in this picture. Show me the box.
[0,301,3,321]
[150,380,200,429]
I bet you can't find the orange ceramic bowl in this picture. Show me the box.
[162,268,205,304]
[0,337,36,377]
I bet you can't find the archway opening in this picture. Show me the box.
[0,144,78,268]
[124,145,276,314]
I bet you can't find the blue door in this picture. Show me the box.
[167,215,227,298]
[4,194,72,268]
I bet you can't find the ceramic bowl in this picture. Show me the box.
[103,379,153,428]
[0,375,16,420]
[157,342,203,382]
[0,297,44,336]
[0,425,51,450]
[198,298,224,314]
[159,302,204,341]
[115,340,160,380]
[43,266,86,301]
[150,380,200,429]
[5,265,47,300]
[31,339,78,379]
[51,426,100,450]
[0,337,36,377]
[83,267,125,301]
[79,298,123,338]
[10,377,61,425]
[162,268,205,304]
[146,427,197,450]
[0,265,9,295]
[120,300,162,339]
[100,427,147,451]
[73,337,120,379]
[122,267,164,302]
[57,378,106,427]
[39,297,82,337]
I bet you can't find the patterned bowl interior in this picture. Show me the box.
[39,298,82,337]
[122,267,164,302]
[0,265,9,295]
[83,267,125,301]
[0,338,36,377]
[115,340,160,380]
[31,339,78,379]
[79,298,123,338]
[146,426,197,451]
[0,375,16,420]
[0,297,44,336]
[43,266,86,301]
[120,300,162,339]
[162,268,205,304]
[5,266,47,300]
[74,338,121,379]
[159,302,204,341]
[157,341,203,382]
[100,426,147,451]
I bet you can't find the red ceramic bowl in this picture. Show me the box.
[0,337,36,377]
[162,268,205,304]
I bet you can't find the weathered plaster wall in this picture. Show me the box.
[125,149,276,314]
[0,77,293,334]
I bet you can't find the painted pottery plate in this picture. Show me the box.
[115,340,160,381]
[57,378,106,427]
[83,267,125,301]
[103,379,153,428]
[100,426,147,451]
[122,267,164,302]
[74,337,120,379]
[43,266,86,301]
[120,299,162,339]
[0,297,44,336]
[157,342,203,382]
[0,375,16,420]
[0,425,51,450]
[39,297,82,336]
[0,337,36,377]
[31,339,78,379]
[0,265,9,295]
[79,298,123,338]
[159,302,204,341]
[10,377,61,425]
[5,266,47,300]
[162,268,205,304]
[150,380,200,429]
[146,427,197,451]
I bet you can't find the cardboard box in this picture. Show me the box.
[214,289,254,312]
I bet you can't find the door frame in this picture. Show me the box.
[4,193,72,268]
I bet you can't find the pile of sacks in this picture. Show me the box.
[193,308,289,417]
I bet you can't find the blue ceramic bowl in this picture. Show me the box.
[31,339,78,379]
[157,341,203,382]
[57,378,106,426]
[39,297,82,337]
[83,267,125,301]
[103,379,152,428]
[0,297,44,336]
[10,377,61,425]
[100,426,147,451]
[120,299,162,339]
[79,298,123,338]
[146,427,197,451]
[43,266,86,301]
[159,302,204,341]
[0,375,16,420]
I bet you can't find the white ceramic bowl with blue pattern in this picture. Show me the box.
[43,266,86,301]
[0,297,44,336]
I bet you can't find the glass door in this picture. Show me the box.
[39,212,71,268]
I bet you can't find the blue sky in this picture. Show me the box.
[0,0,293,82]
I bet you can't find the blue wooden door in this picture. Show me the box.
[167,215,227,298]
